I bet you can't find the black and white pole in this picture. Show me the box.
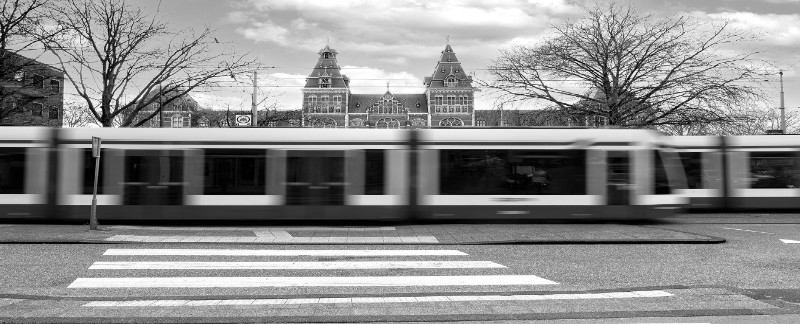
[90,137,101,230]
[251,70,258,127]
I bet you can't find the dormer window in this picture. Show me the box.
[445,76,457,87]
[320,77,330,88]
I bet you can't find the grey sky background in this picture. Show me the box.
[79,0,800,113]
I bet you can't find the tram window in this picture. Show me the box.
[82,149,105,194]
[654,150,672,194]
[439,150,586,195]
[748,152,800,188]
[678,152,703,189]
[365,150,385,195]
[0,148,25,194]
[204,149,266,195]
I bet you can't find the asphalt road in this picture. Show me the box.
[1,214,800,322]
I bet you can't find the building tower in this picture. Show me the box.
[424,41,475,127]
[301,45,350,127]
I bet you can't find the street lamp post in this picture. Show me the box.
[780,71,785,134]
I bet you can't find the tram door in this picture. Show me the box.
[285,151,345,208]
[606,151,631,205]
[122,151,184,205]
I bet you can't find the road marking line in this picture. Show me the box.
[89,261,507,270]
[722,227,776,235]
[102,249,467,256]
[109,226,396,231]
[68,275,558,288]
[104,235,440,243]
[82,290,671,307]
[781,239,800,244]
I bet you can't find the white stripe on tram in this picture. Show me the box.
[89,261,506,270]
[103,249,468,256]
[68,275,558,288]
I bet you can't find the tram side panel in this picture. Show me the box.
[0,146,47,219]
[727,137,800,210]
[418,145,607,220]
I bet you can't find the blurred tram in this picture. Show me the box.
[673,135,800,210]
[0,127,687,221]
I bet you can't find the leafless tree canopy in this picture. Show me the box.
[0,0,54,122]
[195,108,301,128]
[44,0,256,127]
[482,3,766,128]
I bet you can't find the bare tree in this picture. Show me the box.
[482,2,766,128]
[0,0,59,123]
[44,0,255,127]
[61,97,98,127]
[196,107,301,128]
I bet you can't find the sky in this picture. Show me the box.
[71,0,800,114]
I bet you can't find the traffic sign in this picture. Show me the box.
[235,115,252,127]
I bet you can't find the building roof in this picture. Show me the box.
[303,45,350,89]
[348,93,428,114]
[424,44,472,89]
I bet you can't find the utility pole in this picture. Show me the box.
[252,70,258,127]
[780,70,785,134]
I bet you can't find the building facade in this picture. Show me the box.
[0,51,64,126]
[130,87,199,128]
[301,43,476,128]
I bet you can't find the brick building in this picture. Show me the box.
[0,51,64,126]
[301,42,476,128]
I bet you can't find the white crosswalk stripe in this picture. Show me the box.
[103,249,467,256]
[70,275,557,288]
[71,248,561,306]
[89,261,507,270]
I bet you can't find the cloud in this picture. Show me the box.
[701,12,800,46]
[230,0,576,53]
[341,65,425,94]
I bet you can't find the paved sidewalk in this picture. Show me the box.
[0,287,787,322]
[0,223,724,244]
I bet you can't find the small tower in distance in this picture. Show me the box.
[424,38,474,127]
[301,44,350,127]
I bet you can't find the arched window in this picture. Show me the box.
[410,118,426,128]
[199,117,209,128]
[312,118,337,128]
[171,114,183,128]
[439,117,463,127]
[445,76,457,87]
[375,118,401,129]
[476,118,486,127]
[350,118,365,128]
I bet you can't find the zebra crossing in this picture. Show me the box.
[69,248,556,289]
[70,248,673,307]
